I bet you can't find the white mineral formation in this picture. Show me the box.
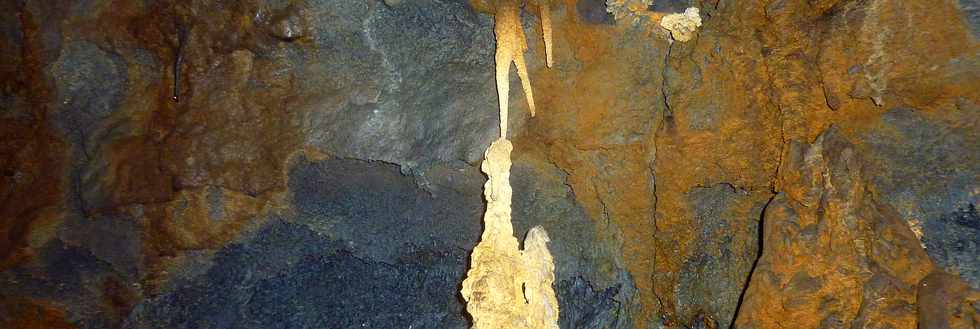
[460,139,560,329]
[461,2,560,327]
[460,138,524,328]
[533,0,555,67]
[521,226,559,329]
[495,0,536,137]
[605,0,664,26]
[660,7,702,42]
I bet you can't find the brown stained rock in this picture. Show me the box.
[735,129,934,328]
[653,0,978,325]
[652,3,781,324]
[746,0,980,142]
[161,47,301,196]
[811,0,980,137]
[0,2,68,270]
[917,271,980,329]
[153,186,267,251]
[100,275,139,325]
[2,0,305,294]
[0,298,75,329]
[0,121,66,270]
[516,3,665,323]
[68,2,305,296]
[0,0,977,327]
[136,184,274,293]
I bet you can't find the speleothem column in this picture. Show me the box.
[460,1,559,328]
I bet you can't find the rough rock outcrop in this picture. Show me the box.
[736,129,937,328]
[0,0,977,328]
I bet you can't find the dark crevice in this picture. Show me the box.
[649,34,674,326]
[592,179,613,227]
[689,182,766,194]
[661,40,675,119]
[729,192,776,328]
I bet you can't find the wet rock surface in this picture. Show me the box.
[924,206,980,289]
[1,0,978,328]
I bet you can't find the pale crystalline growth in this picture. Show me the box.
[606,2,702,42]
[461,139,524,328]
[660,7,702,42]
[462,2,560,327]
[460,139,560,329]
[532,0,555,67]
[521,226,560,329]
[907,218,926,249]
[605,0,661,26]
[495,0,536,137]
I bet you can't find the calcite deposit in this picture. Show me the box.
[0,0,977,328]
[659,7,701,42]
[462,1,561,325]
[460,139,560,329]
[495,0,538,134]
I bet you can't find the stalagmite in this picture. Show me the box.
[460,138,524,328]
[461,1,560,328]
[522,227,560,328]
[460,138,560,329]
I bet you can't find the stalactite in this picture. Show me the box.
[494,0,535,137]
[536,0,554,68]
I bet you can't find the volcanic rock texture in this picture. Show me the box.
[0,0,977,328]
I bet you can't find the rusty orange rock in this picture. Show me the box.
[735,129,935,328]
[0,298,75,329]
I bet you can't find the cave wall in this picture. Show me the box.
[0,0,977,328]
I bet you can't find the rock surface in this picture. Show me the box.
[0,0,977,328]
[736,129,935,328]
